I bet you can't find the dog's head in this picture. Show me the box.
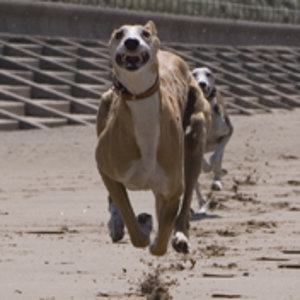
[109,21,160,73]
[192,67,215,99]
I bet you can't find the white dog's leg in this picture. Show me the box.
[210,134,231,191]
[137,213,153,240]
[107,200,125,242]
[108,201,153,243]
[195,181,208,213]
[202,157,212,173]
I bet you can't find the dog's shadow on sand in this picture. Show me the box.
[190,212,221,221]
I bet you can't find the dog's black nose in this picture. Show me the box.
[124,38,140,51]
[199,82,207,89]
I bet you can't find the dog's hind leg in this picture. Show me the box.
[195,181,208,213]
[100,172,152,248]
[173,111,207,253]
[210,141,226,191]
[107,197,124,242]
[202,157,212,173]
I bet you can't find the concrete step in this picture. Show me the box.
[9,71,33,81]
[20,44,42,54]
[264,63,282,73]
[6,57,39,68]
[76,59,102,70]
[243,62,264,72]
[71,113,96,123]
[79,40,103,47]
[86,58,110,66]
[42,57,76,68]
[85,98,100,107]
[0,100,25,115]
[229,84,255,97]
[39,59,69,71]
[284,63,300,73]
[246,73,271,84]
[278,54,297,62]
[2,45,31,57]
[76,84,105,94]
[37,84,71,95]
[77,47,105,58]
[57,46,78,54]
[25,116,68,128]
[0,85,31,98]
[234,96,268,110]
[269,73,292,84]
[0,118,19,130]
[220,62,244,73]
[78,71,111,81]
[42,71,75,81]
[7,37,34,44]
[30,85,71,100]
[3,44,42,56]
[42,38,69,46]
[276,83,297,94]
[42,46,77,56]
[260,95,291,109]
[34,99,70,113]
[224,98,258,115]
[74,72,103,84]
[0,57,27,71]
[280,94,300,107]
[222,73,248,84]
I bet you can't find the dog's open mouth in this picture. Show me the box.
[115,52,150,71]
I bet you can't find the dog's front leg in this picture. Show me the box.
[173,112,207,253]
[210,131,232,191]
[150,192,181,256]
[210,115,233,190]
[100,172,152,248]
[194,181,209,213]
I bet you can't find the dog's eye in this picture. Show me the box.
[115,30,124,40]
[142,30,151,39]
[206,72,212,78]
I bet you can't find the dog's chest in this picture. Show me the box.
[127,96,160,166]
[122,95,168,193]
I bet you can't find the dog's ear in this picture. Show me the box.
[145,20,157,36]
[108,29,117,48]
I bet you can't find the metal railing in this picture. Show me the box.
[35,0,300,24]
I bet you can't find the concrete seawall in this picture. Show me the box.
[0,0,300,46]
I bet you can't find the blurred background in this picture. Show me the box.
[0,0,299,130]
[35,0,300,24]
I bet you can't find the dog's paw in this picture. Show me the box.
[107,203,124,243]
[149,239,167,256]
[212,180,222,191]
[137,213,153,238]
[171,232,190,254]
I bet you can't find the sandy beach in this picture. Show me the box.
[0,108,299,299]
